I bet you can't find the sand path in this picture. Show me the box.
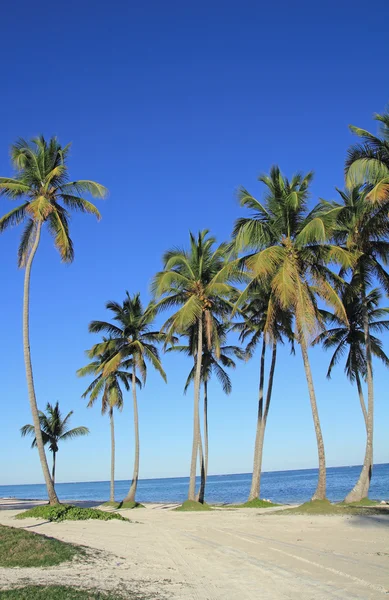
[0,501,388,599]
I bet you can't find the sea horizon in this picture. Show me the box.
[1,463,388,505]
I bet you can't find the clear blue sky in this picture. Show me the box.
[1,0,388,485]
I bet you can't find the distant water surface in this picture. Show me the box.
[1,464,387,504]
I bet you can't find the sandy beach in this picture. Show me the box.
[0,499,388,599]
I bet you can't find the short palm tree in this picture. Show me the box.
[233,166,352,500]
[320,185,389,500]
[21,402,89,485]
[169,321,244,501]
[233,282,294,501]
[152,230,237,502]
[77,343,136,504]
[87,293,166,504]
[0,136,107,504]
[346,108,389,201]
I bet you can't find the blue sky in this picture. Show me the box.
[1,0,388,485]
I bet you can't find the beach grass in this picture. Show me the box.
[15,504,130,523]
[175,500,213,511]
[277,498,388,516]
[0,524,84,568]
[102,501,121,508]
[0,587,137,599]
[228,499,280,509]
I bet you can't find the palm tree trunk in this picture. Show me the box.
[248,339,266,501]
[123,367,140,503]
[23,221,59,505]
[203,380,209,485]
[188,314,203,501]
[109,407,115,503]
[52,451,56,486]
[355,372,368,431]
[197,425,206,503]
[300,336,326,500]
[197,380,209,503]
[345,296,373,503]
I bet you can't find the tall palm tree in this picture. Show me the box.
[169,321,244,501]
[21,402,89,486]
[314,285,389,499]
[320,186,389,501]
[346,108,389,202]
[87,293,166,504]
[233,166,352,500]
[233,282,294,501]
[152,230,237,502]
[0,136,107,504]
[77,343,136,503]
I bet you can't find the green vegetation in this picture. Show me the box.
[230,499,280,509]
[15,504,129,523]
[0,587,130,600]
[280,499,387,516]
[175,500,213,511]
[0,524,83,567]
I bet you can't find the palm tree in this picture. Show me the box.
[169,321,244,501]
[320,186,389,501]
[346,108,389,201]
[314,284,389,499]
[232,166,352,500]
[0,136,107,504]
[152,230,237,502]
[233,282,294,501]
[21,402,89,486]
[77,343,136,504]
[87,293,166,505]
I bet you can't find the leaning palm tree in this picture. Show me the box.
[21,401,89,486]
[169,321,244,501]
[233,282,294,501]
[152,230,237,502]
[87,293,166,505]
[233,166,352,500]
[77,343,136,504]
[0,136,107,504]
[320,186,389,501]
[346,108,389,201]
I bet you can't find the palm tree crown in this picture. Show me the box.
[233,166,350,341]
[152,229,237,344]
[346,108,389,202]
[87,293,167,382]
[314,286,389,381]
[21,401,89,453]
[0,136,107,265]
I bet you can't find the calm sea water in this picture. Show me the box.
[0,464,388,504]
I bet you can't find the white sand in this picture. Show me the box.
[0,500,388,599]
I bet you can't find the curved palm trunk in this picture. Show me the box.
[197,425,206,503]
[52,451,56,486]
[188,314,203,502]
[345,301,374,503]
[248,339,266,501]
[23,221,59,505]
[109,407,116,503]
[300,336,326,501]
[123,367,140,503]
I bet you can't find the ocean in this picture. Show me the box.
[0,463,388,504]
